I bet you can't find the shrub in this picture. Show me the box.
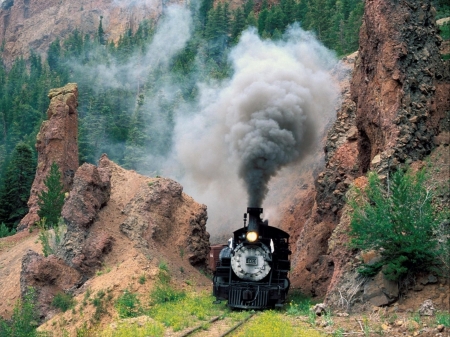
[150,284,186,305]
[52,292,76,312]
[115,289,141,318]
[37,162,65,228]
[349,169,447,281]
[0,222,15,238]
[286,291,314,316]
[0,287,39,337]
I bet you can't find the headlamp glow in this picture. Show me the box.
[246,231,258,242]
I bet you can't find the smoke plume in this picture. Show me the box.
[173,26,338,213]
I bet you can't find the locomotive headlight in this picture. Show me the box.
[246,231,258,242]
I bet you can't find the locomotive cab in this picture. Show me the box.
[213,207,291,309]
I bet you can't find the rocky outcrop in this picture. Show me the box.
[19,83,79,229]
[289,0,449,300]
[57,155,112,275]
[120,175,210,268]
[0,0,184,67]
[20,250,81,321]
[352,0,449,174]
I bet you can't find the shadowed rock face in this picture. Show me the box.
[19,83,79,230]
[58,155,113,275]
[20,250,82,321]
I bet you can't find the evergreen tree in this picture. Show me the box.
[37,162,65,227]
[231,7,246,43]
[0,142,35,229]
[47,39,61,72]
[98,16,106,45]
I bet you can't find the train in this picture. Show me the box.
[212,207,291,309]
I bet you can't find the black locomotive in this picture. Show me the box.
[212,207,291,309]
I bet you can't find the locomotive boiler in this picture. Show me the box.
[212,207,291,309]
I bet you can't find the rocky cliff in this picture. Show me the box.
[284,0,449,300]
[0,0,183,67]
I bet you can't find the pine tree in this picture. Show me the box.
[37,162,65,227]
[0,142,36,229]
[98,16,106,45]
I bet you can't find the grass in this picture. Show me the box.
[436,311,450,327]
[115,289,141,318]
[97,321,164,337]
[286,291,314,316]
[234,310,324,337]
[52,292,76,312]
[147,291,224,332]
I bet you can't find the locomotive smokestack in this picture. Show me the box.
[246,207,263,242]
[247,207,262,231]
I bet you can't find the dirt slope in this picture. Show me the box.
[0,230,42,319]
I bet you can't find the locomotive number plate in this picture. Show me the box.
[246,257,258,266]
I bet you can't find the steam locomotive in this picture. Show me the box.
[212,207,291,309]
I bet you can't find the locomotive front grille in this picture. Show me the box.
[229,287,269,308]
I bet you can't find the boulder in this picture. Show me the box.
[20,250,81,321]
[418,299,436,316]
[363,272,399,307]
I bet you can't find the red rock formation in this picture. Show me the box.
[287,0,449,299]
[19,83,79,229]
[58,155,112,274]
[61,157,111,230]
[20,250,81,320]
[120,171,210,268]
[352,0,449,173]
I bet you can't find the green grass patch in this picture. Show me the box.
[439,22,450,40]
[286,291,314,316]
[234,310,323,337]
[436,311,450,327]
[115,289,141,318]
[52,292,76,312]
[149,284,186,305]
[147,292,224,332]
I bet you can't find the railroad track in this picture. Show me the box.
[175,312,256,337]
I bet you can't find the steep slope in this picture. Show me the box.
[278,0,449,300]
[0,0,183,67]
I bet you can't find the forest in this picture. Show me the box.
[0,0,448,230]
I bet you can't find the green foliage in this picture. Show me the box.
[91,290,109,322]
[0,0,365,184]
[0,222,16,238]
[37,162,65,228]
[150,284,186,305]
[138,274,146,284]
[436,311,450,327]
[286,291,314,316]
[234,310,322,337]
[52,292,76,312]
[115,289,141,318]
[349,169,447,281]
[439,21,450,41]
[37,218,53,257]
[0,287,39,337]
[148,292,220,331]
[0,142,36,230]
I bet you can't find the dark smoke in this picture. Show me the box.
[171,26,339,231]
